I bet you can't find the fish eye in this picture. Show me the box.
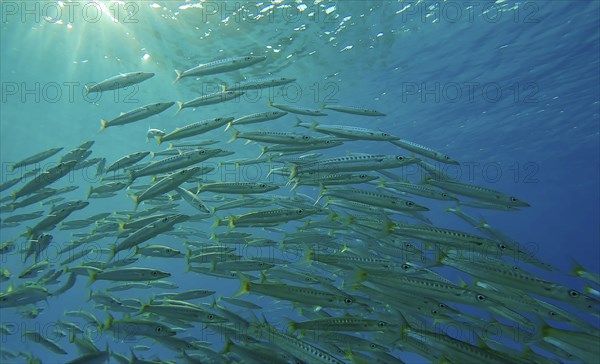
[360,174,367,178]
[377,321,386,327]
[370,343,376,349]
[441,193,448,197]
[382,133,389,136]
[396,156,404,160]
[155,327,162,332]
[208,314,214,319]
[401,263,410,270]
[510,197,517,201]
[260,184,266,188]
[161,218,168,223]
[549,311,556,316]
[200,150,206,154]
[151,271,158,276]
[498,243,507,250]
[166,249,172,253]
[302,135,310,140]
[296,209,303,214]
[568,289,580,298]
[245,57,251,60]
[476,294,486,301]
[439,303,446,308]
[431,309,438,315]
[344,298,353,304]
[406,201,414,206]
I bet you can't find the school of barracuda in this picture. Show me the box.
[0,53,599,364]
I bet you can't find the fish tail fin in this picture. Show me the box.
[210,218,221,230]
[88,272,97,287]
[11,190,17,201]
[228,217,236,229]
[294,116,303,127]
[570,257,585,278]
[224,122,232,132]
[302,248,314,265]
[175,102,184,115]
[310,120,319,131]
[290,180,299,191]
[155,136,163,145]
[220,83,227,92]
[235,276,250,297]
[289,164,298,180]
[314,185,327,206]
[86,186,93,200]
[268,100,274,107]
[84,85,91,95]
[227,128,239,144]
[377,178,387,188]
[99,119,108,132]
[257,146,267,159]
[173,70,182,84]
[8,165,14,172]
[87,289,92,302]
[347,268,369,286]
[132,194,139,210]
[288,320,297,333]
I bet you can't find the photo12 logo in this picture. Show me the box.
[1,1,139,24]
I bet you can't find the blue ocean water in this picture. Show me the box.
[0,1,598,363]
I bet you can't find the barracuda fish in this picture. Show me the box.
[12,160,77,200]
[228,128,317,145]
[176,91,244,114]
[425,176,531,207]
[129,149,221,181]
[156,117,234,146]
[104,151,150,173]
[223,207,319,228]
[0,285,51,308]
[100,102,174,131]
[89,267,171,284]
[23,330,67,355]
[224,77,296,91]
[258,138,344,158]
[317,186,430,212]
[225,111,288,131]
[378,179,459,201]
[238,278,356,309]
[268,101,328,116]
[391,139,460,165]
[132,167,202,209]
[289,317,393,332]
[174,55,267,82]
[175,186,212,214]
[87,182,128,199]
[111,214,189,257]
[197,181,279,194]
[296,119,400,141]
[85,71,154,94]
[9,147,63,171]
[288,154,420,180]
[321,104,386,116]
